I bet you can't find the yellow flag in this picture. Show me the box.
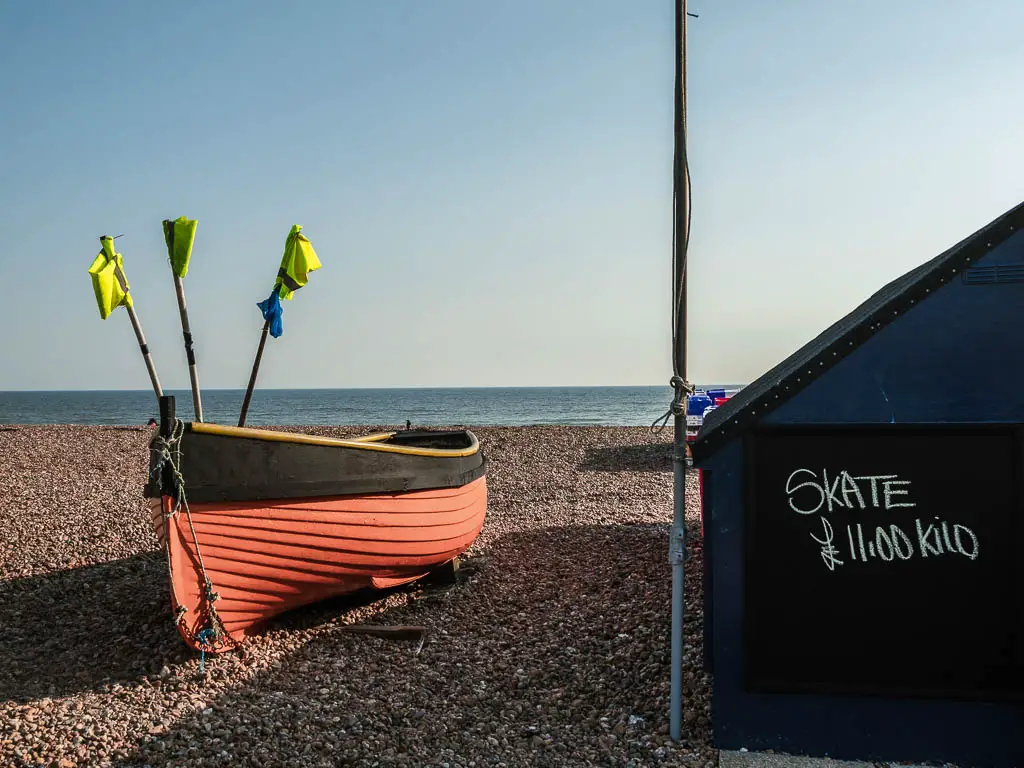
[88,236,133,320]
[163,216,198,279]
[275,224,321,301]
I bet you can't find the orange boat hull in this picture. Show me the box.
[148,475,486,652]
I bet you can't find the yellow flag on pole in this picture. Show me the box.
[274,224,321,301]
[87,236,133,319]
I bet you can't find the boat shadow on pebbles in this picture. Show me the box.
[0,552,468,707]
[0,551,190,704]
[108,522,711,768]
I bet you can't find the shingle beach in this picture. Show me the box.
[0,424,711,767]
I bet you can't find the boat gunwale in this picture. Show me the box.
[184,422,481,458]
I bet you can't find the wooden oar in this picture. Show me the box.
[238,319,270,427]
[89,235,163,404]
[237,225,321,427]
[122,290,164,402]
[162,217,203,422]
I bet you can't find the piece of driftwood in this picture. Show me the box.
[336,624,427,653]
[336,624,425,641]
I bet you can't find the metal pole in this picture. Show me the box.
[669,0,691,742]
[173,275,204,421]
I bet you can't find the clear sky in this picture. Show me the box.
[1,0,1021,391]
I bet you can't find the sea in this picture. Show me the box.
[0,386,743,427]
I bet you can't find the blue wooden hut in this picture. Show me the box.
[689,200,1024,768]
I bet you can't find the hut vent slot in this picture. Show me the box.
[962,264,1024,285]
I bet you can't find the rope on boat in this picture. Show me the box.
[196,628,216,673]
[150,421,239,658]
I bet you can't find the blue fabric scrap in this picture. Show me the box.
[257,288,284,338]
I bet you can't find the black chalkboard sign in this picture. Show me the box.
[743,425,1023,702]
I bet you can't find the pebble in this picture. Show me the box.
[0,424,713,767]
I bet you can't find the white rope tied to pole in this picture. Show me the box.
[652,375,695,434]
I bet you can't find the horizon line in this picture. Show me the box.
[0,383,747,394]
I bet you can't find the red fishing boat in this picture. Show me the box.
[144,396,487,653]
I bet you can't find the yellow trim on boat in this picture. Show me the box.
[348,432,395,443]
[188,422,479,457]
